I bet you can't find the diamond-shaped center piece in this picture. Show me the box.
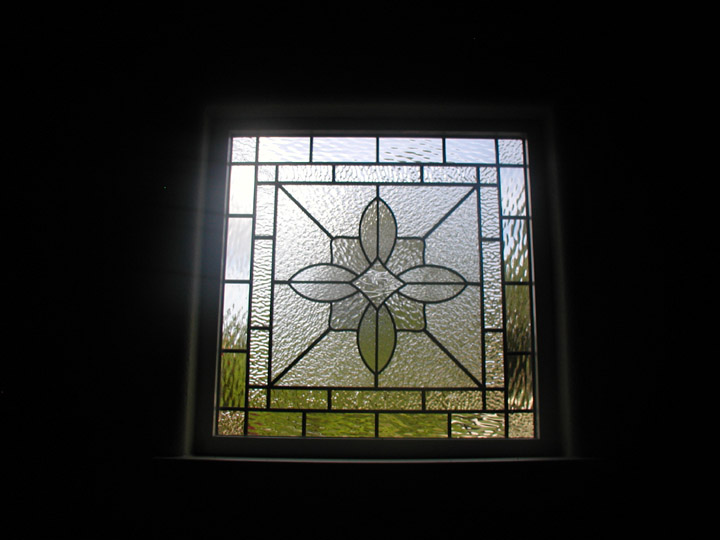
[352,260,403,307]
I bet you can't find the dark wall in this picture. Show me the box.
[10,5,670,534]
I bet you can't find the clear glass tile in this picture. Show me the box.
[217,411,245,436]
[332,390,422,410]
[278,165,332,182]
[481,186,500,238]
[479,166,498,184]
[378,413,447,438]
[312,137,377,162]
[334,165,420,183]
[446,138,496,163]
[270,389,328,409]
[231,137,256,162]
[423,166,477,183]
[503,218,530,282]
[219,352,246,408]
[482,241,503,329]
[379,138,443,163]
[222,283,249,349]
[228,165,255,214]
[500,167,527,216]
[258,137,310,162]
[505,284,532,352]
[425,390,484,411]
[254,185,275,236]
[305,413,375,437]
[485,331,504,386]
[248,328,270,385]
[509,412,534,438]
[508,354,534,410]
[247,411,303,436]
[224,218,252,280]
[451,413,504,438]
[250,239,273,327]
[498,139,524,164]
[257,165,276,183]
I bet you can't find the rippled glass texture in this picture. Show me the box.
[216,135,536,439]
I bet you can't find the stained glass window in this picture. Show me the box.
[216,136,537,439]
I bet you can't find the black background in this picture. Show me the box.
[7,4,676,536]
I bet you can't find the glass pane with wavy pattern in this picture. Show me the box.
[216,135,537,440]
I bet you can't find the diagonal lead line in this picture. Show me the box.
[422,186,476,240]
[279,185,333,238]
[424,329,484,388]
[271,328,331,386]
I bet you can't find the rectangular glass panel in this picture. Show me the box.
[378,413,447,438]
[379,138,443,162]
[228,165,255,214]
[312,137,376,162]
[446,138,496,163]
[305,413,375,437]
[224,218,252,279]
[258,137,310,162]
[231,137,256,163]
[217,136,536,440]
[222,283,249,349]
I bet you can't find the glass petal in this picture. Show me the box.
[399,265,465,284]
[358,304,396,374]
[399,283,465,303]
[359,198,397,263]
[290,282,358,302]
[290,264,356,283]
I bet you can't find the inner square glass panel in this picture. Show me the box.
[217,135,536,439]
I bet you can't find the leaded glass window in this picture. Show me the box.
[216,136,536,439]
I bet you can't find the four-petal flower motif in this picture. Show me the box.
[289,197,467,375]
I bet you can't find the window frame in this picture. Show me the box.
[186,101,572,460]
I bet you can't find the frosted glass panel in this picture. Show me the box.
[231,137,256,162]
[228,166,255,214]
[446,138,496,163]
[217,135,536,440]
[225,218,252,279]
[312,137,376,162]
[258,137,310,162]
[379,138,443,162]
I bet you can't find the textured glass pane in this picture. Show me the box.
[423,166,477,183]
[380,185,473,237]
[425,190,480,281]
[509,412,534,438]
[508,354,534,410]
[482,241,503,329]
[257,165,276,183]
[270,389,328,409]
[425,286,482,382]
[291,282,357,302]
[498,139,524,164]
[329,293,367,330]
[222,283,249,349]
[271,285,330,379]
[451,413,504,438]
[384,238,424,276]
[254,185,275,236]
[250,239,273,327]
[505,285,532,352]
[500,168,527,216]
[305,413,375,437]
[425,390,483,411]
[335,165,420,183]
[248,329,269,385]
[503,218,530,282]
[275,331,374,387]
[248,388,266,408]
[379,413,447,438]
[285,185,376,237]
[274,189,331,281]
[380,332,477,387]
[486,390,505,410]
[228,165,255,214]
[332,238,369,274]
[379,138,442,162]
[332,390,422,410]
[217,411,245,436]
[224,218,252,280]
[258,137,310,162]
[247,411,303,436]
[446,139,495,163]
[231,137,256,162]
[312,137,377,162]
[220,352,246,408]
[480,186,500,238]
[384,294,424,330]
[278,165,332,182]
[485,331,504,386]
[479,166,497,184]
